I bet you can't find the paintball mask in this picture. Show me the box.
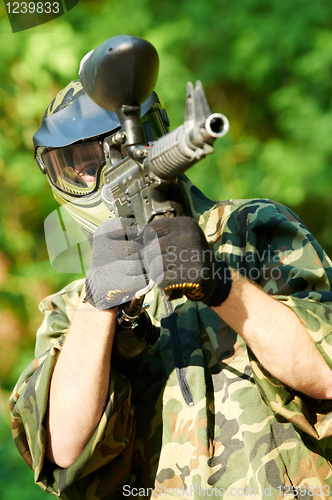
[34,80,169,234]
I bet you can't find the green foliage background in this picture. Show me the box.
[0,0,332,497]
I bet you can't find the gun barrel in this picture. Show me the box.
[204,113,229,138]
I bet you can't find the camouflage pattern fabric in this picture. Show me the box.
[42,80,85,119]
[9,177,332,500]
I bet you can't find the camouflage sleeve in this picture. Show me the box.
[223,199,332,440]
[9,279,134,498]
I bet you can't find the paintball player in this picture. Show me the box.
[9,37,332,500]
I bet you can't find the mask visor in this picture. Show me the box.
[37,141,105,196]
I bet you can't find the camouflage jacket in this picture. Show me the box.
[9,178,332,500]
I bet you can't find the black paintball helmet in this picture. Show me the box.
[34,80,169,234]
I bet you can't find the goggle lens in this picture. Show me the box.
[38,141,104,196]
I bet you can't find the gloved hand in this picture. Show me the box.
[84,218,149,309]
[144,216,232,307]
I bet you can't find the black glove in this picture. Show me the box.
[85,218,148,309]
[144,216,232,307]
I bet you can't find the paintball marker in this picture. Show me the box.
[79,35,229,233]
[79,35,229,324]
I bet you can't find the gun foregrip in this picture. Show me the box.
[145,113,229,180]
[144,125,193,180]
